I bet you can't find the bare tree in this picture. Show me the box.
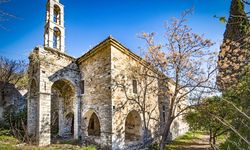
[139,9,217,149]
[0,56,26,107]
[112,57,160,148]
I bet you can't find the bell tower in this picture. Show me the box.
[44,0,65,53]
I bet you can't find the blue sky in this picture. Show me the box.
[0,0,231,60]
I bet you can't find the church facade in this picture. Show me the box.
[27,0,188,149]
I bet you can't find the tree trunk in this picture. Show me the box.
[159,118,173,150]
[209,131,217,150]
[143,112,148,143]
[209,129,212,144]
[0,88,5,106]
[212,136,216,145]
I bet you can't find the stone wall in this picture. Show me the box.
[27,38,189,149]
[0,83,26,122]
[78,45,112,149]
[28,46,81,145]
[110,45,160,149]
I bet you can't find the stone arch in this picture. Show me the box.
[28,78,39,137]
[51,79,76,138]
[53,27,61,49]
[53,4,61,24]
[50,76,80,98]
[82,109,101,137]
[125,110,142,142]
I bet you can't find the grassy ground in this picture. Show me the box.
[0,129,96,150]
[165,131,210,150]
[0,129,227,150]
[165,131,227,150]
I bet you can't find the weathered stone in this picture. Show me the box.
[27,0,189,149]
[0,82,26,122]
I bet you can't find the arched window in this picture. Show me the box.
[53,5,61,24]
[53,27,61,49]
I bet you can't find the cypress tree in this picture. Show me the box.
[217,0,249,91]
[218,1,250,149]
[224,0,249,41]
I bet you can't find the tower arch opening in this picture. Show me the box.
[53,27,61,49]
[53,5,61,24]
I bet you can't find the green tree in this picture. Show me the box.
[217,0,250,90]
[216,0,250,149]
[224,0,249,40]
[186,97,231,147]
[220,66,250,149]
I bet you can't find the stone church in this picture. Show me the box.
[27,0,188,149]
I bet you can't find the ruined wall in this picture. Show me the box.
[78,46,112,149]
[0,83,26,121]
[110,45,160,149]
[27,50,40,141]
[28,46,81,146]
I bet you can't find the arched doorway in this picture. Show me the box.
[83,110,101,137]
[88,113,100,136]
[125,110,141,142]
[51,79,75,138]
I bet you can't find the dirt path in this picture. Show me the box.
[166,134,211,150]
[178,134,211,150]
